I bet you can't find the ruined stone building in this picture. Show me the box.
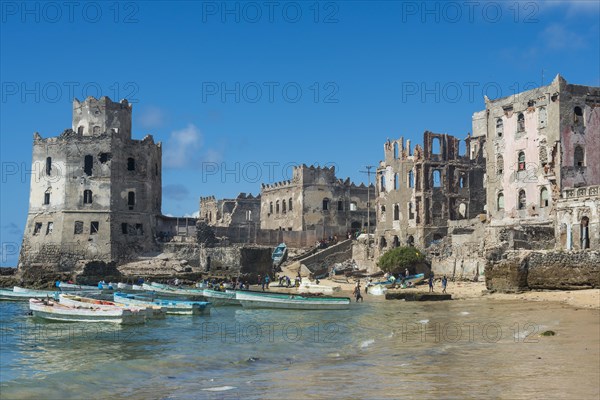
[374,131,486,252]
[199,193,261,228]
[260,165,375,234]
[473,75,600,250]
[18,96,162,271]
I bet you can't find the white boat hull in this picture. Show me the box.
[0,288,56,301]
[297,279,341,295]
[203,290,240,306]
[58,294,162,319]
[235,292,350,310]
[114,294,209,315]
[29,299,144,324]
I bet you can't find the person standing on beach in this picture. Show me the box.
[442,276,448,293]
[354,282,364,302]
[428,275,434,292]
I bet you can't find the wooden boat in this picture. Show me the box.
[298,278,341,295]
[373,273,425,287]
[393,273,425,287]
[56,282,102,291]
[0,287,57,301]
[29,298,145,324]
[202,289,240,306]
[272,243,288,267]
[235,291,351,310]
[143,283,204,297]
[113,292,211,315]
[58,294,165,319]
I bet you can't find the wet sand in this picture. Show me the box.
[286,276,600,310]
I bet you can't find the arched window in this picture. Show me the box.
[518,190,526,210]
[127,157,135,171]
[380,205,385,214]
[393,142,399,159]
[282,199,287,213]
[269,202,273,214]
[408,170,414,188]
[83,189,93,204]
[496,118,503,137]
[408,202,414,219]
[77,126,84,135]
[393,204,400,220]
[432,170,441,187]
[432,137,441,154]
[128,191,135,209]
[538,107,547,128]
[497,155,504,175]
[84,155,93,176]
[517,113,525,132]
[337,200,344,211]
[44,188,51,205]
[539,145,548,167]
[518,151,526,171]
[394,173,399,190]
[458,175,465,188]
[45,157,52,175]
[380,174,386,192]
[574,146,585,167]
[581,216,590,249]
[276,200,280,213]
[540,187,549,208]
[322,198,330,211]
[288,198,293,211]
[379,237,387,248]
[497,192,504,211]
[574,106,583,125]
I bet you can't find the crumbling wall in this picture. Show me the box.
[199,245,272,277]
[260,164,374,233]
[485,250,600,291]
[18,96,162,276]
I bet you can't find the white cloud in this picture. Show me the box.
[541,24,586,50]
[138,106,166,130]
[164,124,203,168]
[183,211,200,218]
[539,0,600,17]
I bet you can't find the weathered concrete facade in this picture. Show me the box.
[555,186,600,250]
[199,193,260,228]
[18,96,162,272]
[260,165,375,233]
[374,131,486,252]
[476,75,600,249]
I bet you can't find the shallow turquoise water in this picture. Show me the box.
[1,298,598,399]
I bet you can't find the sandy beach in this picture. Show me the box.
[295,276,600,310]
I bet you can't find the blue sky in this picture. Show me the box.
[1,0,599,266]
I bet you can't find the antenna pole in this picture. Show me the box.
[359,165,375,258]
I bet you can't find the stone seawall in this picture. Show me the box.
[295,240,353,271]
[486,250,599,292]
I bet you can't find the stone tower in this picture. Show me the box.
[18,96,162,274]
